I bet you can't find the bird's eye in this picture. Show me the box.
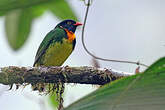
[67,22,71,25]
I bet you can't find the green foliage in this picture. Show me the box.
[5,9,33,50]
[49,0,78,21]
[65,57,165,110]
[49,92,60,109]
[0,0,78,50]
[0,0,50,13]
[144,57,165,73]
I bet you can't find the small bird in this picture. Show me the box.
[33,19,82,67]
[32,19,82,91]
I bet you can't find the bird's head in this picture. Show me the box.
[55,19,82,33]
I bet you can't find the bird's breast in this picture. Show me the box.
[42,38,74,66]
[64,29,76,42]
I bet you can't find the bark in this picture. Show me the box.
[0,66,131,85]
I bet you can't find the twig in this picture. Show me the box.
[0,66,131,86]
[81,0,149,67]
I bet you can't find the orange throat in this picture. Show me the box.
[65,29,76,42]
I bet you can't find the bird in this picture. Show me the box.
[32,19,82,91]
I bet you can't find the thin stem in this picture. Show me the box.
[81,0,149,68]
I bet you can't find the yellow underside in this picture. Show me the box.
[36,38,73,66]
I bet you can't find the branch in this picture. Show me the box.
[0,66,132,85]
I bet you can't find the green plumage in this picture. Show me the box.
[33,27,74,67]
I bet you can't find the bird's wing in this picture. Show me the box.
[33,28,66,66]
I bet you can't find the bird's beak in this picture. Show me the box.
[73,22,83,26]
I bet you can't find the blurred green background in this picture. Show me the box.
[0,0,165,110]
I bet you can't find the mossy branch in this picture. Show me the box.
[0,66,131,85]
